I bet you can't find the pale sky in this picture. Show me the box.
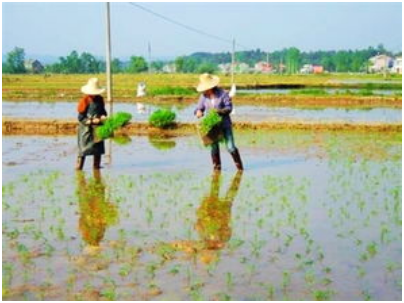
[2,2,402,60]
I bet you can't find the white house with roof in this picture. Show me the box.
[24,59,44,74]
[254,61,272,73]
[391,57,402,74]
[162,63,176,73]
[218,62,251,74]
[368,54,394,73]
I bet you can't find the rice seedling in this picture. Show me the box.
[148,108,176,129]
[96,111,132,140]
[312,289,333,301]
[198,110,222,136]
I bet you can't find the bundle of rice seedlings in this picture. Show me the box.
[148,108,176,129]
[96,112,132,140]
[199,110,222,136]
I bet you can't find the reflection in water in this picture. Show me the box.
[111,134,132,146]
[148,134,177,151]
[196,171,243,250]
[168,171,243,265]
[76,170,118,249]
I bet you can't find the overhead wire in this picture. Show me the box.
[127,2,251,51]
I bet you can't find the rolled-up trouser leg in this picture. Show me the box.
[210,142,221,171]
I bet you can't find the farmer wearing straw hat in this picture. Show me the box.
[76,78,108,170]
[195,73,244,171]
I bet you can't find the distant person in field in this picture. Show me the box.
[76,78,107,170]
[194,73,244,171]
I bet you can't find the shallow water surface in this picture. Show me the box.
[3,101,402,124]
[2,130,402,300]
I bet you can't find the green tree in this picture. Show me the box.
[127,56,148,73]
[285,47,300,74]
[196,62,218,74]
[80,52,102,73]
[111,58,123,73]
[4,47,26,74]
[150,61,164,72]
[58,51,82,73]
[175,56,185,72]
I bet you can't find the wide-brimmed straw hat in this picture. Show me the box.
[196,73,220,92]
[81,78,106,95]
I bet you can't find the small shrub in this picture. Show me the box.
[96,112,132,140]
[148,108,176,128]
[199,110,222,136]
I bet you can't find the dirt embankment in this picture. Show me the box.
[3,118,401,136]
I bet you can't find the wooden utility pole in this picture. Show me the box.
[148,42,152,74]
[231,38,235,84]
[105,2,113,163]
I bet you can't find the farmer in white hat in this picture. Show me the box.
[76,78,108,170]
[195,73,244,171]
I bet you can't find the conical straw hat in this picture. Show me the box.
[196,73,220,92]
[81,78,106,95]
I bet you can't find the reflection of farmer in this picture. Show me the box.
[196,171,243,250]
[76,78,108,170]
[195,73,244,171]
[76,170,117,248]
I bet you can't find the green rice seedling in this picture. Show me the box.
[119,264,132,278]
[362,290,372,301]
[366,242,377,258]
[199,110,222,136]
[169,265,181,275]
[148,108,176,129]
[149,86,195,96]
[312,290,333,301]
[282,271,291,290]
[96,112,132,140]
[226,272,234,290]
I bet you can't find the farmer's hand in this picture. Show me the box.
[100,115,107,121]
[92,118,101,124]
[196,110,203,118]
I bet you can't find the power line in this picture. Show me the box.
[127,2,250,50]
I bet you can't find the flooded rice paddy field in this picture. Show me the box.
[238,87,402,96]
[2,129,401,300]
[3,101,402,124]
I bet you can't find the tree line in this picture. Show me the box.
[3,45,401,74]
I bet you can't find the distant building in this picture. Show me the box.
[313,65,324,74]
[368,54,394,73]
[300,64,313,74]
[162,63,176,73]
[218,62,251,74]
[234,62,250,73]
[300,64,324,74]
[391,57,402,74]
[254,61,273,73]
[24,59,44,74]
[218,63,231,74]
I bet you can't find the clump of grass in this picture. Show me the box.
[148,108,176,129]
[290,88,328,96]
[149,86,195,96]
[96,112,132,140]
[199,110,222,136]
[357,89,373,96]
